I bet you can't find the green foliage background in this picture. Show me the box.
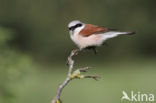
[0,0,156,103]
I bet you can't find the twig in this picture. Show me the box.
[51,49,99,103]
[67,49,79,76]
[84,75,100,81]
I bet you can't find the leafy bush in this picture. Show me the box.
[0,27,36,103]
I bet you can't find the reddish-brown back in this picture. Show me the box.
[79,24,109,37]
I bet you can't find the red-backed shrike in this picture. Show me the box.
[68,20,135,52]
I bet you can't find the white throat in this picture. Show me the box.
[69,25,85,36]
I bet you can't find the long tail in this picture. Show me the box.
[101,31,136,41]
[119,31,136,35]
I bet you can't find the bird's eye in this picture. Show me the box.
[69,23,82,31]
[69,27,72,30]
[76,23,82,27]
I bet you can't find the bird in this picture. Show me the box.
[68,20,135,53]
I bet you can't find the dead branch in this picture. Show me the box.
[51,49,99,103]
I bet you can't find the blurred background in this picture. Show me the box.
[0,0,156,103]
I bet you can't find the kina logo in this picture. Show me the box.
[121,91,154,102]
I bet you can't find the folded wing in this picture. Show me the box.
[79,24,111,37]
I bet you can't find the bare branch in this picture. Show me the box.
[79,67,91,72]
[67,49,79,76]
[51,49,99,103]
[84,75,100,81]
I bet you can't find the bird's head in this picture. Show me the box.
[68,20,85,35]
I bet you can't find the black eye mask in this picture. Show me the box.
[69,23,82,31]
